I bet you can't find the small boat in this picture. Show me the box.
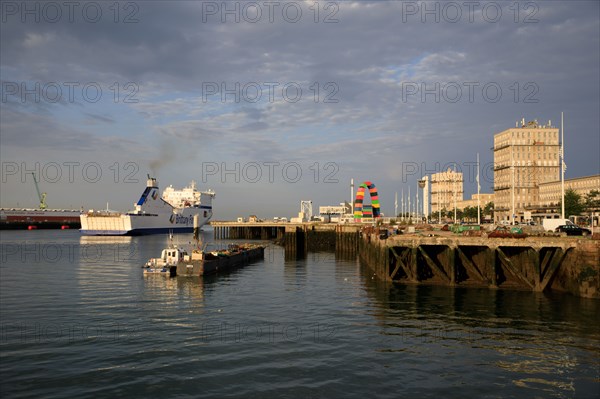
[143,246,188,276]
[143,243,265,277]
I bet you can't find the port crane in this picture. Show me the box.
[31,172,47,209]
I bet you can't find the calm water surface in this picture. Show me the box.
[1,230,599,398]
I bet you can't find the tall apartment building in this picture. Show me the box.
[493,119,560,222]
[431,168,463,214]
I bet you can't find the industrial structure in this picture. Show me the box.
[31,172,47,210]
[319,202,352,223]
[290,200,313,223]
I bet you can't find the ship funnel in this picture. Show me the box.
[147,174,158,188]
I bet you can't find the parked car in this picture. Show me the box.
[542,218,573,232]
[555,225,592,236]
[488,226,527,239]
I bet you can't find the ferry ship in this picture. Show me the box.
[80,176,215,235]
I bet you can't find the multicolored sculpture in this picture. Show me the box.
[354,181,380,219]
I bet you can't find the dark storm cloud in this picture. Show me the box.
[1,107,132,151]
[2,1,597,103]
[1,0,598,211]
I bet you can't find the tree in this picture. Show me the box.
[483,202,494,219]
[462,206,478,222]
[584,190,600,211]
[559,189,585,217]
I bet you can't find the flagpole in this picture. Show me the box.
[477,152,481,225]
[453,167,457,224]
[511,142,515,225]
[561,112,565,219]
[395,191,398,219]
[401,188,404,222]
[416,184,419,223]
[408,186,411,223]
[438,188,441,223]
[351,178,354,217]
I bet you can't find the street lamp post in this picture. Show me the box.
[438,189,441,224]
[511,142,516,225]
[453,172,457,224]
[418,178,427,223]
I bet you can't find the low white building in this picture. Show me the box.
[319,202,352,223]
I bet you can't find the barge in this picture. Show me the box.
[0,208,81,230]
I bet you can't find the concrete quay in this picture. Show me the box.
[360,232,599,299]
[210,221,599,298]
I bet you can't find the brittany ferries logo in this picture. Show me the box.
[170,214,191,225]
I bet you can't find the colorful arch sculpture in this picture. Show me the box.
[354,181,380,219]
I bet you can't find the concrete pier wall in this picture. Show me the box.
[211,221,599,298]
[359,232,599,299]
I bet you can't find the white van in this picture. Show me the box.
[542,218,574,232]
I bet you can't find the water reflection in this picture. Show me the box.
[359,262,600,397]
[79,236,133,245]
[361,261,600,335]
[283,255,308,290]
[137,275,209,323]
[141,275,206,303]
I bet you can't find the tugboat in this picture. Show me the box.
[143,245,188,277]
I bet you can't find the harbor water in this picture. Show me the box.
[1,230,599,398]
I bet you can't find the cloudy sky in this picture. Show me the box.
[1,0,599,219]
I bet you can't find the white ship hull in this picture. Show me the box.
[80,208,212,235]
[80,177,214,236]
